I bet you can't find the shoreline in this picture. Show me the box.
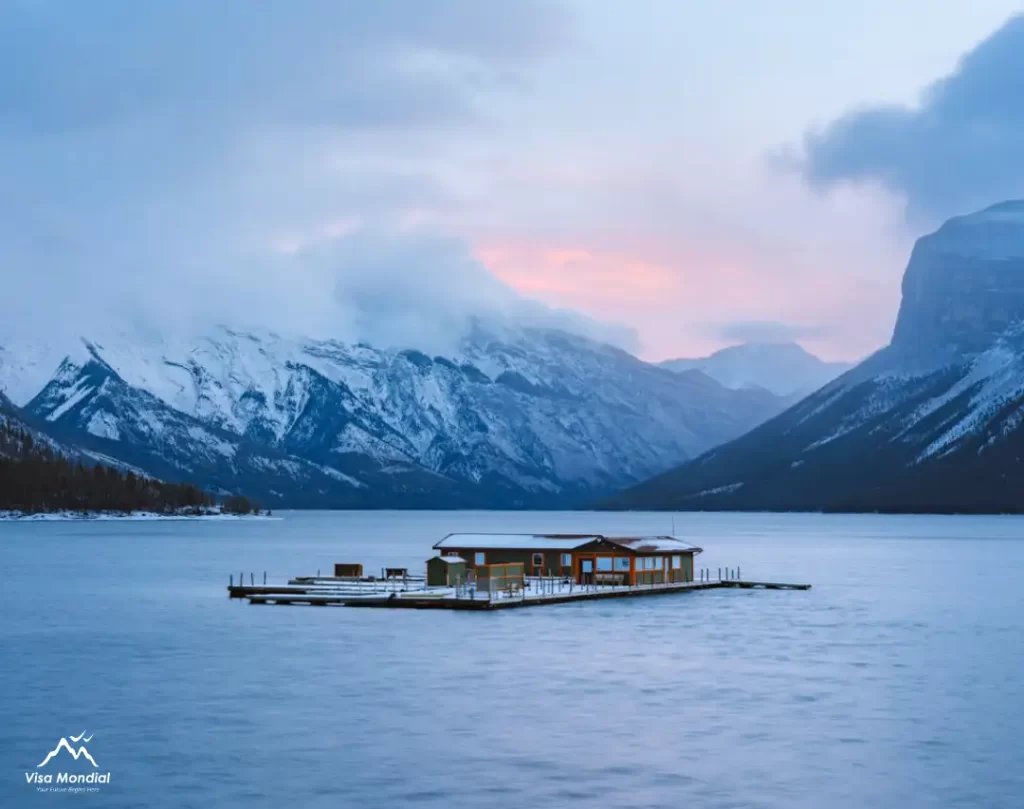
[0,510,281,522]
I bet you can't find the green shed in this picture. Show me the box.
[426,555,467,587]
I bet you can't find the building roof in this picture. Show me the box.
[433,533,702,554]
[606,536,702,553]
[430,555,466,564]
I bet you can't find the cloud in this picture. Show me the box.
[702,320,833,345]
[799,14,1024,221]
[0,1,632,352]
[0,1,568,134]
[277,228,639,353]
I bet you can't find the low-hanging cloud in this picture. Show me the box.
[0,0,633,355]
[273,228,640,354]
[799,14,1024,222]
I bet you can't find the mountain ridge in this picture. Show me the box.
[606,201,1024,514]
[2,323,790,508]
[659,342,852,397]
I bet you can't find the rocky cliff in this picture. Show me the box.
[893,201,1024,356]
[606,201,1024,513]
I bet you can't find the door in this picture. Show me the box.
[579,558,594,585]
[531,552,545,578]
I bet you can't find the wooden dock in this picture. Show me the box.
[232,578,810,609]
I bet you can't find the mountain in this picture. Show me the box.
[660,342,852,397]
[606,201,1024,514]
[1,388,145,474]
[0,324,789,508]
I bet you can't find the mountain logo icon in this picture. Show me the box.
[37,732,98,768]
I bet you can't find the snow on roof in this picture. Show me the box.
[435,533,600,550]
[431,555,466,564]
[605,536,703,553]
[434,533,702,553]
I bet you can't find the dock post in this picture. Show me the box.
[229,574,233,587]
[317,568,320,577]
[263,571,267,585]
[240,571,244,587]
[250,572,254,586]
[738,566,741,580]
[718,567,721,581]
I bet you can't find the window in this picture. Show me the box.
[561,553,572,568]
[672,555,682,569]
[596,557,613,572]
[640,556,663,570]
[532,553,544,567]
[614,557,631,572]
[474,552,485,565]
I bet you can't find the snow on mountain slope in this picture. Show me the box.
[4,322,789,507]
[0,340,92,406]
[608,201,1024,514]
[660,342,852,397]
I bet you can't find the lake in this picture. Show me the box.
[2,511,1023,808]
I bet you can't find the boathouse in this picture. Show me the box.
[432,533,702,585]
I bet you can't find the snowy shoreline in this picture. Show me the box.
[0,510,282,522]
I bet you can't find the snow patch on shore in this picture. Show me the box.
[0,510,281,521]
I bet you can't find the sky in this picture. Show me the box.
[3,1,1024,362]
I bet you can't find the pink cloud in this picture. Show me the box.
[475,238,894,362]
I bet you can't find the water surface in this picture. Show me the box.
[2,511,1022,808]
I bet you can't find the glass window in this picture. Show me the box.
[672,555,682,569]
[614,557,631,571]
[596,557,613,571]
[561,553,572,567]
[474,552,485,565]
[532,553,544,567]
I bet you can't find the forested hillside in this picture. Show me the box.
[0,412,215,514]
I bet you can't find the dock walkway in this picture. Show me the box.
[232,577,810,609]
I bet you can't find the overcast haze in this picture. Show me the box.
[3,1,1024,361]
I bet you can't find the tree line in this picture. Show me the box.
[0,418,258,515]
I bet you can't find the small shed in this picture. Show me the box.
[334,563,363,578]
[426,555,466,587]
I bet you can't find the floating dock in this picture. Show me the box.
[228,576,810,610]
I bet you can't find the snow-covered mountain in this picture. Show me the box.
[0,323,788,507]
[608,201,1024,513]
[660,342,852,397]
